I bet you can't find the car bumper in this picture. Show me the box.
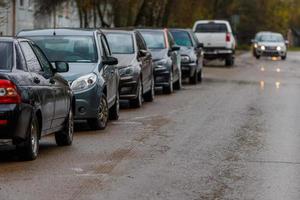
[203,48,233,59]
[73,85,102,120]
[119,76,139,100]
[256,49,286,57]
[0,103,32,143]
[181,63,197,78]
[154,67,171,87]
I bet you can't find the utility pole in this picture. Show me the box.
[12,0,16,36]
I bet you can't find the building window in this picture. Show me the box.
[28,0,33,10]
[19,0,24,7]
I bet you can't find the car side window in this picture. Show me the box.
[136,33,147,51]
[100,35,111,58]
[20,42,42,72]
[15,43,27,71]
[31,44,53,75]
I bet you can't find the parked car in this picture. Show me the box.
[193,20,236,66]
[251,32,288,60]
[170,29,204,84]
[0,38,74,160]
[104,29,154,108]
[18,29,120,130]
[138,29,182,94]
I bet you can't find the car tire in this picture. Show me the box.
[163,70,173,94]
[198,69,203,83]
[144,76,155,102]
[282,55,287,60]
[130,80,143,108]
[174,70,182,90]
[256,55,261,59]
[225,55,234,66]
[87,94,108,130]
[189,70,198,85]
[109,90,120,120]
[17,114,39,161]
[55,108,74,146]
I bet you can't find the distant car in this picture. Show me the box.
[0,38,74,160]
[138,29,182,94]
[193,20,236,66]
[252,32,288,60]
[170,29,204,84]
[104,29,154,108]
[18,29,120,130]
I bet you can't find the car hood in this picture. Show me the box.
[178,46,194,55]
[58,63,98,81]
[113,54,136,68]
[150,49,168,61]
[258,42,285,47]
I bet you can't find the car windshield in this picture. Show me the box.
[257,34,284,43]
[171,31,193,47]
[106,33,134,54]
[28,36,98,63]
[195,23,228,33]
[140,31,166,49]
[0,42,13,70]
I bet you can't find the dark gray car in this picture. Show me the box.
[170,29,204,84]
[138,29,182,94]
[18,29,120,130]
[104,29,154,108]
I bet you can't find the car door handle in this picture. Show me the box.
[33,77,40,84]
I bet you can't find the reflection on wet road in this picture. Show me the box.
[1,52,300,200]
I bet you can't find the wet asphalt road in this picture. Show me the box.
[1,52,300,200]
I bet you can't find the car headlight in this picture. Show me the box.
[71,73,97,92]
[277,46,282,51]
[260,46,265,51]
[155,59,168,66]
[254,43,258,48]
[119,66,134,76]
[181,55,191,63]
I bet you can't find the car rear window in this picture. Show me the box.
[195,23,228,33]
[0,42,13,70]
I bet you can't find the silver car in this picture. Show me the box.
[252,32,288,60]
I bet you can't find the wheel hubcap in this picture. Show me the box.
[68,111,74,139]
[99,98,108,123]
[31,122,38,155]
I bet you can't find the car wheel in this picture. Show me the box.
[17,114,39,161]
[88,94,108,130]
[55,108,74,146]
[144,76,155,102]
[225,55,234,66]
[256,55,261,60]
[282,55,287,60]
[189,70,198,85]
[109,90,120,120]
[174,70,182,90]
[130,79,143,108]
[163,70,173,94]
[198,69,203,83]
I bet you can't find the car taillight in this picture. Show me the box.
[226,33,231,42]
[0,80,21,104]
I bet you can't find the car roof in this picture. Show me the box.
[137,28,166,32]
[18,28,101,37]
[103,29,135,34]
[169,28,193,32]
[194,20,230,24]
[0,37,30,43]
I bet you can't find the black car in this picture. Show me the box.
[104,29,154,108]
[138,29,182,94]
[0,38,74,160]
[18,29,120,130]
[170,29,204,84]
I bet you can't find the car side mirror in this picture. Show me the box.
[285,40,289,46]
[102,56,118,65]
[138,49,148,57]
[197,43,204,48]
[171,45,180,51]
[54,61,69,73]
